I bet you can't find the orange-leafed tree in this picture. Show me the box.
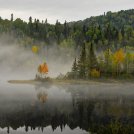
[38,63,49,78]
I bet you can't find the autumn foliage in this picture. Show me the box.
[32,46,39,54]
[70,45,134,79]
[113,49,125,64]
[38,63,49,74]
[90,69,100,78]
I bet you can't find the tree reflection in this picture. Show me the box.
[37,91,48,103]
[0,84,134,134]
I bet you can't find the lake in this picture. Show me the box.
[0,81,134,134]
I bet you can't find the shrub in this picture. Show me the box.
[90,69,100,78]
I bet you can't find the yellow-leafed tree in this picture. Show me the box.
[32,46,39,54]
[113,49,125,64]
[90,69,100,78]
[113,49,125,76]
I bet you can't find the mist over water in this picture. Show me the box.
[0,81,134,134]
[0,34,74,81]
[0,35,134,134]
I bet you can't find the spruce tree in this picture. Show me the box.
[77,42,86,79]
[63,20,69,40]
[72,58,78,79]
[88,42,98,77]
[29,16,32,23]
[72,58,77,72]
[11,13,13,21]
[28,16,33,36]
[45,19,48,24]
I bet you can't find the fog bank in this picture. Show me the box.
[0,35,74,81]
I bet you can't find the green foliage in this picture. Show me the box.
[89,121,134,134]
[77,43,87,79]
[72,58,77,72]
[0,9,133,49]
[90,69,100,78]
[69,46,134,79]
[71,58,78,79]
[88,43,98,70]
[0,9,134,79]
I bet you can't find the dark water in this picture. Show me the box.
[0,81,134,134]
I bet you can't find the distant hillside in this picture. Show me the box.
[0,9,134,50]
[76,9,134,28]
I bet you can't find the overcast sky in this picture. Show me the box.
[0,0,133,24]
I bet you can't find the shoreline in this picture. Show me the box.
[8,78,134,85]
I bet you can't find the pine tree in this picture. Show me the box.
[11,13,13,21]
[28,16,33,36]
[45,19,48,24]
[77,42,86,79]
[29,16,32,23]
[88,42,98,77]
[72,58,77,72]
[63,20,69,40]
[118,31,123,44]
[72,58,78,79]
[55,20,62,43]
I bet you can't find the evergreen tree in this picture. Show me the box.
[72,58,77,72]
[118,31,123,44]
[29,16,32,23]
[36,19,39,32]
[45,19,48,24]
[28,16,33,36]
[11,13,13,21]
[63,20,68,40]
[77,42,86,79]
[121,26,125,37]
[42,20,48,41]
[88,42,98,77]
[55,20,62,43]
[72,58,78,79]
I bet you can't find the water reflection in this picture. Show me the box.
[37,91,48,104]
[0,82,134,133]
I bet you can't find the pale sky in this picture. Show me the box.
[0,0,133,24]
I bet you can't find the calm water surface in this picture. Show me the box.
[0,81,134,134]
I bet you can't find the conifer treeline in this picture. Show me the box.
[0,9,134,50]
[69,42,99,79]
[69,42,134,79]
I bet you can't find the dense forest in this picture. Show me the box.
[0,9,134,78]
[0,9,134,48]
